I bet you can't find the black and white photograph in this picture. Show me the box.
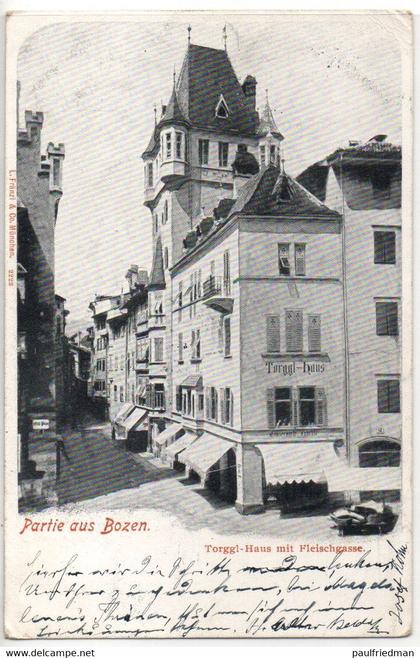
[5,10,412,639]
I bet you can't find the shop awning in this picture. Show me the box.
[181,374,203,389]
[164,431,198,460]
[258,442,328,485]
[178,434,232,480]
[114,403,135,425]
[154,424,184,447]
[124,408,148,433]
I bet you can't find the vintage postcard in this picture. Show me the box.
[4,11,413,639]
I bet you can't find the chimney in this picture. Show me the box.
[242,75,257,112]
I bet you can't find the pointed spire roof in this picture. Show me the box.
[149,235,165,290]
[257,95,283,140]
[228,164,340,219]
[175,43,258,135]
[160,83,190,127]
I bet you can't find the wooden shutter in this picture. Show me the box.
[388,381,400,412]
[292,388,299,426]
[295,244,306,276]
[376,303,387,335]
[308,315,321,352]
[229,390,234,426]
[286,310,303,352]
[266,315,280,352]
[220,388,225,424]
[315,388,327,426]
[224,317,231,356]
[214,389,218,421]
[224,250,231,294]
[377,380,388,412]
[384,232,396,264]
[178,333,184,361]
[205,387,210,419]
[267,388,275,428]
[218,317,224,352]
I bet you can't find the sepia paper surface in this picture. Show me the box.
[4,11,413,639]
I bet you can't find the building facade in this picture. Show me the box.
[298,138,402,489]
[17,85,65,506]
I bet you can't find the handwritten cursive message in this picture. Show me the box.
[11,542,409,638]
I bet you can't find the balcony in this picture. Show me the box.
[148,313,165,330]
[202,275,233,314]
[145,391,165,411]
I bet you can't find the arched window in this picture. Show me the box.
[358,440,400,468]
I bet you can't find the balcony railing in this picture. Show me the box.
[144,391,165,410]
[202,275,222,299]
[137,310,149,325]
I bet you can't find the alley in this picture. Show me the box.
[56,411,177,506]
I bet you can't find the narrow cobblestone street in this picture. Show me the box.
[55,411,343,539]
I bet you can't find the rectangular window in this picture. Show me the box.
[223,250,231,295]
[299,386,316,426]
[53,159,60,186]
[224,388,233,425]
[272,387,293,427]
[210,387,218,421]
[175,132,183,159]
[270,145,276,164]
[308,315,321,352]
[294,244,306,276]
[266,315,280,352]
[147,163,153,188]
[377,379,400,413]
[376,302,399,336]
[176,385,182,412]
[114,385,117,402]
[199,139,209,165]
[374,231,396,264]
[178,332,183,362]
[154,337,164,362]
[285,309,303,352]
[218,142,229,167]
[278,244,290,276]
[224,317,231,357]
[260,145,265,167]
[196,329,201,359]
[165,133,172,159]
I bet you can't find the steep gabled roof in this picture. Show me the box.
[257,100,283,140]
[228,164,340,218]
[176,43,258,135]
[149,235,165,290]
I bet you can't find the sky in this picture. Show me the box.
[17,14,402,333]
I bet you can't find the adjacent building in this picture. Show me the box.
[17,84,65,505]
[297,138,401,491]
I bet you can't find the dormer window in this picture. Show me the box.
[215,95,229,119]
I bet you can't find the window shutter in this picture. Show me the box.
[178,332,183,361]
[230,391,234,426]
[292,388,299,426]
[286,310,303,352]
[205,387,210,419]
[220,388,225,424]
[218,317,224,352]
[224,317,231,356]
[377,381,388,413]
[376,303,387,335]
[308,315,321,352]
[389,381,400,413]
[266,315,280,352]
[267,388,275,428]
[214,389,218,422]
[295,244,306,276]
[315,388,327,426]
[389,303,398,336]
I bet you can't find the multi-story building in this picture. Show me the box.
[88,294,119,418]
[17,83,65,505]
[140,38,401,513]
[54,293,71,426]
[298,137,401,497]
[140,39,283,454]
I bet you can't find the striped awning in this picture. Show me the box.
[154,424,184,447]
[114,403,135,424]
[258,442,328,486]
[124,408,148,432]
[181,374,203,389]
[164,431,198,460]
[178,434,232,480]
